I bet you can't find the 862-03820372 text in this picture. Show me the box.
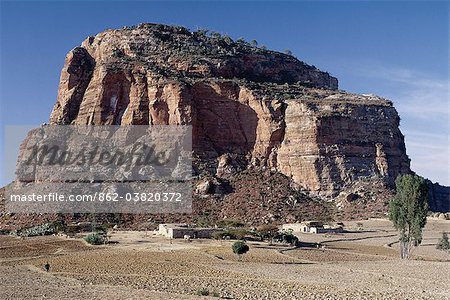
[8,192,183,203]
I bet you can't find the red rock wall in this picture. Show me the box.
[48,25,411,198]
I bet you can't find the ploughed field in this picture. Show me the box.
[1,219,449,300]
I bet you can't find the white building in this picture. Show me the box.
[282,221,343,234]
[158,223,217,239]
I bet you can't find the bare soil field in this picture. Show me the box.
[1,218,449,299]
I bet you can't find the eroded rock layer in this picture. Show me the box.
[49,23,412,198]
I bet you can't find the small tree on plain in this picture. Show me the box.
[389,174,429,259]
[85,232,105,245]
[232,241,249,260]
[436,232,450,251]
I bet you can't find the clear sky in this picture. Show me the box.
[0,0,449,186]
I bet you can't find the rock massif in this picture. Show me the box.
[49,23,411,201]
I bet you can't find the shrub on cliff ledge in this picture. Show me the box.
[389,174,428,259]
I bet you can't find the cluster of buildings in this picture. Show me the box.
[157,221,344,240]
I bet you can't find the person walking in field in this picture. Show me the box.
[44,262,50,272]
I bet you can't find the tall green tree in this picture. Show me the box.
[389,174,429,259]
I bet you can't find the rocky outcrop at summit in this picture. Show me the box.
[48,23,411,200]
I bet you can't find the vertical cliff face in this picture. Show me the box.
[428,182,450,212]
[49,23,412,200]
[278,97,410,196]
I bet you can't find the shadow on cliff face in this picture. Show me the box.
[427,181,450,212]
[53,47,96,125]
[191,82,258,159]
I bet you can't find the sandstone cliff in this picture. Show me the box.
[2,23,449,232]
[49,23,410,200]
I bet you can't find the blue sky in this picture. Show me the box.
[0,0,449,186]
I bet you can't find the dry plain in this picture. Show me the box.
[1,218,449,300]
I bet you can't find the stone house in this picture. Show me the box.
[282,221,343,234]
[158,223,217,239]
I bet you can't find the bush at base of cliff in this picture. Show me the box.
[13,223,57,237]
